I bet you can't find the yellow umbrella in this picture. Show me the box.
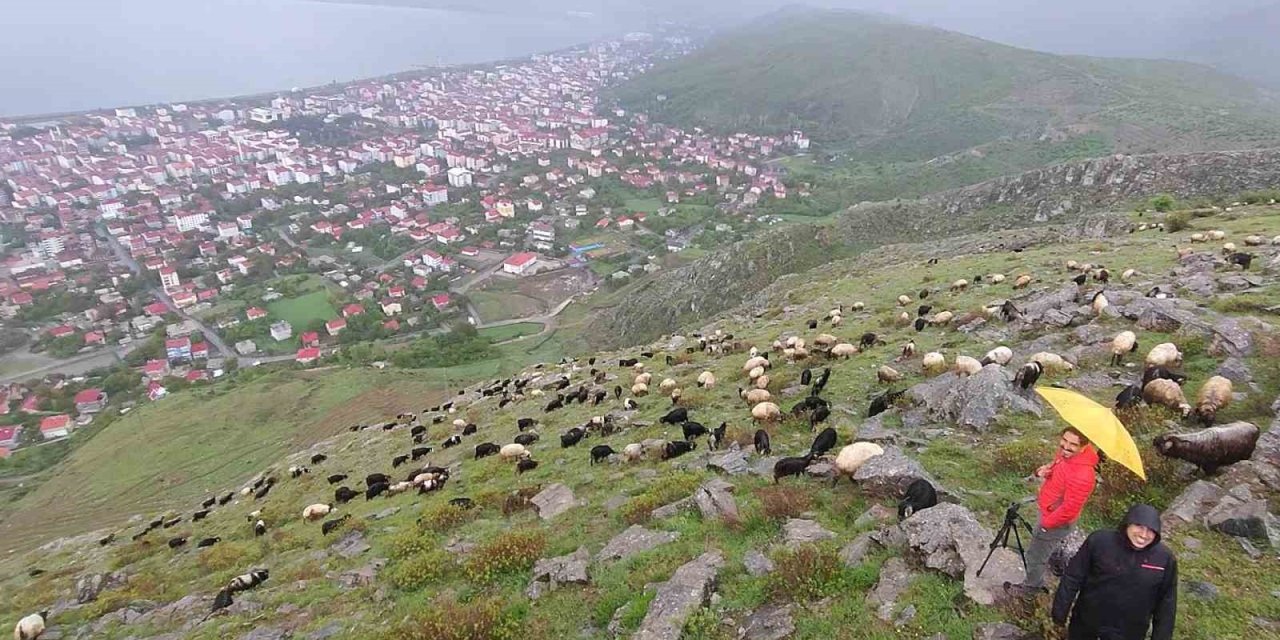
[1035,386,1146,481]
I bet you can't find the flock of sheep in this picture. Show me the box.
[13,221,1274,640]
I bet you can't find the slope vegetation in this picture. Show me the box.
[611,8,1280,160]
[2,203,1279,639]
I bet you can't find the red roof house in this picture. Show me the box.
[300,331,319,347]
[296,347,321,364]
[39,414,72,439]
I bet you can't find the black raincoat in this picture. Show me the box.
[1051,504,1178,640]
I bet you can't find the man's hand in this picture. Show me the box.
[1035,463,1051,479]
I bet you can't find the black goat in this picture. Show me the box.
[898,479,939,521]
[321,514,351,536]
[334,486,359,503]
[475,443,500,459]
[462,423,478,435]
[773,455,812,483]
[365,473,389,487]
[1115,384,1144,410]
[411,447,432,460]
[310,454,328,464]
[1228,252,1254,270]
[201,496,216,509]
[710,423,727,451]
[662,440,696,460]
[560,428,586,448]
[442,435,462,448]
[192,509,210,522]
[1142,365,1187,387]
[681,421,709,441]
[513,432,539,446]
[660,408,688,424]
[392,455,409,468]
[516,458,539,474]
[754,429,772,455]
[590,445,616,464]
[517,418,537,431]
[809,427,837,457]
[196,537,221,548]
[365,482,390,500]
[800,368,812,386]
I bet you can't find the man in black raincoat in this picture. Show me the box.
[1051,504,1177,639]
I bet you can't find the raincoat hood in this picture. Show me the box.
[1120,503,1163,547]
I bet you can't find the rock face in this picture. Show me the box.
[634,551,725,640]
[1205,494,1280,547]
[76,572,126,604]
[853,446,938,498]
[867,557,917,622]
[693,481,740,521]
[738,604,795,640]
[1164,480,1227,528]
[597,525,680,562]
[531,483,578,520]
[331,531,370,558]
[527,547,591,600]
[707,448,751,475]
[782,519,836,548]
[899,503,1022,605]
[742,550,775,576]
[906,366,1042,432]
[972,622,1032,640]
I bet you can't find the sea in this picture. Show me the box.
[0,0,615,118]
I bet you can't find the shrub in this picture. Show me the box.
[388,528,435,560]
[385,596,518,640]
[620,472,703,525]
[767,544,844,601]
[1150,194,1176,212]
[989,438,1046,476]
[110,541,156,569]
[754,485,812,521]
[1089,443,1183,525]
[416,503,478,533]
[463,530,545,583]
[387,548,454,591]
[196,540,264,572]
[1164,211,1190,233]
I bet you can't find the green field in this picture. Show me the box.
[478,322,545,342]
[624,197,664,214]
[267,290,338,330]
[470,289,546,323]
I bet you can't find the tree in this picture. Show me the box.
[1149,194,1176,212]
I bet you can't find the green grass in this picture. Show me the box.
[470,289,546,323]
[266,290,337,329]
[478,322,545,342]
[624,198,663,214]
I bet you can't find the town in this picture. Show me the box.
[0,33,810,456]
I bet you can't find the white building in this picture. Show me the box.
[446,167,473,188]
[170,211,209,233]
[270,321,293,342]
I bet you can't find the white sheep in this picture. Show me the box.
[741,388,771,405]
[696,371,716,388]
[1189,232,1207,243]
[751,402,782,423]
[830,343,859,358]
[13,612,46,640]
[953,355,982,377]
[1145,342,1183,368]
[452,418,467,429]
[1121,268,1137,282]
[302,503,334,522]
[1221,242,1237,255]
[1030,352,1075,374]
[877,365,902,383]
[386,481,413,496]
[1144,379,1191,416]
[754,375,770,390]
[989,273,1006,284]
[1244,234,1265,246]
[1208,230,1226,241]
[897,295,912,306]
[1013,274,1033,289]
[748,365,765,381]
[950,279,969,292]
[634,372,653,386]
[659,378,678,392]
[922,352,946,375]
[981,346,1013,366]
[851,302,865,311]
[832,442,885,485]
[1111,331,1138,366]
[499,443,528,461]
[1065,259,1080,271]
[742,356,769,372]
[929,311,954,326]
[830,314,844,327]
[631,383,649,397]
[622,443,644,462]
[1091,292,1109,315]
[1194,376,1233,425]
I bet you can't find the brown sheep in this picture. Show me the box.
[1154,422,1259,475]
[1193,375,1233,426]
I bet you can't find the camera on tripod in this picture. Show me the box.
[976,497,1036,577]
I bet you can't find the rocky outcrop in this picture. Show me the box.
[905,366,1042,432]
[738,604,795,640]
[597,525,680,562]
[853,445,939,498]
[634,551,725,640]
[531,483,578,520]
[899,503,1023,605]
[783,519,836,548]
[867,557,918,622]
[526,547,591,600]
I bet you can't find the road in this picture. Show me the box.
[98,227,234,358]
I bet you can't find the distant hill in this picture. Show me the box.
[1170,2,1280,89]
[610,8,1280,160]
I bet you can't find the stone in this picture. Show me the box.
[694,483,740,522]
[857,415,899,443]
[783,519,835,548]
[1216,357,1255,387]
[1206,498,1280,546]
[870,524,908,551]
[839,533,879,567]
[906,366,1043,432]
[337,563,379,589]
[634,551,724,640]
[743,550,775,576]
[1164,480,1225,528]
[369,506,400,520]
[443,538,476,555]
[527,547,591,599]
[707,449,751,475]
[604,494,629,513]
[307,622,343,640]
[141,595,203,626]
[738,604,794,640]
[598,525,680,562]
[853,446,939,498]
[972,622,1031,640]
[750,456,781,478]
[894,604,917,628]
[651,497,694,519]
[331,531,370,558]
[804,462,834,479]
[899,503,1022,605]
[867,557,917,622]
[240,627,289,640]
[1186,581,1220,601]
[1238,537,1263,559]
[855,504,897,528]
[531,483,578,520]
[76,573,110,604]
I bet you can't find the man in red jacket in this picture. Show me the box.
[1006,426,1100,597]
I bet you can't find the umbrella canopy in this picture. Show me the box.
[1035,386,1146,481]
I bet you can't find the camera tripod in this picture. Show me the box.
[976,500,1036,577]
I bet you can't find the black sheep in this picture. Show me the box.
[807,319,818,329]
[253,484,272,500]
[310,454,328,465]
[1013,361,1042,390]
[513,432,539,446]
[919,288,930,299]
[665,355,675,366]
[1142,365,1187,387]
[365,482,390,500]
[1072,273,1087,286]
[867,389,905,418]
[809,427,837,457]
[898,479,939,521]
[475,443,500,459]
[462,423,478,435]
[365,473,389,487]
[681,421,709,441]
[1228,252,1254,270]
[593,390,607,405]
[754,429,772,455]
[197,537,221,548]
[913,317,927,332]
[410,425,427,437]
[517,418,537,431]
[321,514,350,536]
[211,569,269,613]
[544,397,564,412]
[392,455,410,468]
[710,423,727,451]
[590,445,616,464]
[516,458,539,474]
[327,473,348,485]
[1000,300,1020,322]
[98,533,116,546]
[1153,423,1260,475]
[442,435,462,448]
[560,428,586,448]
[662,440,696,460]
[163,517,183,528]
[201,496,216,509]
[809,405,830,427]
[218,492,234,506]
[411,447,432,460]
[660,408,688,425]
[192,509,210,522]
[334,486,359,503]
[1114,384,1144,410]
[614,385,623,399]
[432,416,445,424]
[790,395,828,416]
[772,455,813,483]
[859,332,878,348]
[800,368,812,386]
[618,358,638,367]
[253,520,267,536]
[168,536,187,549]
[917,304,932,318]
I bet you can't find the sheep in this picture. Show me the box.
[1030,352,1074,374]
[922,352,946,375]
[1154,422,1260,475]
[560,427,587,448]
[750,401,782,423]
[623,398,638,410]
[14,612,47,640]
[1115,384,1144,410]
[1090,291,1109,315]
[253,519,267,536]
[629,382,649,397]
[1014,361,1043,390]
[1145,343,1184,369]
[950,279,968,292]
[168,536,187,549]
[211,569,270,613]
[877,365,902,383]
[1222,242,1238,255]
[1143,379,1192,417]
[622,443,645,462]
[900,340,916,360]
[697,371,716,388]
[1193,376,1233,426]
[392,455,409,468]
[1189,232,1207,243]
[742,356,770,372]
[1013,274,1033,289]
[365,473,389,487]
[989,273,1006,284]
[830,314,844,327]
[929,311,954,326]
[953,355,982,377]
[326,473,348,485]
[442,435,462,448]
[753,429,772,454]
[1121,268,1137,282]
[1111,331,1138,366]
[1244,234,1265,246]
[897,294,912,306]
[516,458,539,474]
[898,479,939,520]
[590,445,616,464]
[513,432,539,446]
[809,428,838,458]
[868,389,905,418]
[365,482,390,500]
[813,333,839,351]
[474,443,500,459]
[517,417,538,431]
[334,486,358,503]
[662,440,696,460]
[321,514,351,536]
[898,311,912,326]
[302,503,334,522]
[831,442,884,486]
[660,408,689,425]
[682,421,709,441]
[980,346,1013,367]
[634,372,653,386]
[772,455,813,483]
[1228,252,1254,270]
[499,443,529,462]
[1208,230,1226,241]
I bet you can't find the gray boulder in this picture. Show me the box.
[694,482,740,522]
[597,525,680,562]
[899,503,1022,605]
[1206,497,1280,547]
[531,483,578,520]
[634,551,725,640]
[240,627,290,640]
[76,572,126,605]
[972,622,1032,640]
[738,604,795,640]
[1163,480,1226,528]
[743,550,775,577]
[707,448,751,475]
[331,531,370,558]
[853,446,939,498]
[867,557,917,622]
[906,365,1042,432]
[839,533,880,567]
[783,519,835,548]
[527,547,591,599]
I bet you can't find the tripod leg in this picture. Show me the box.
[1012,523,1027,571]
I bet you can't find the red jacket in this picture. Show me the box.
[1037,444,1099,529]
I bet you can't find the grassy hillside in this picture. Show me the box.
[611,8,1280,162]
[1,202,1278,639]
